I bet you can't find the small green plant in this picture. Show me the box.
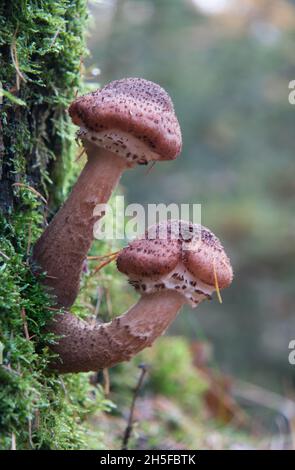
[0,0,88,211]
[139,337,209,412]
[0,0,119,449]
[0,189,114,450]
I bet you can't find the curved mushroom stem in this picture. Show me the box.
[32,142,128,308]
[50,290,186,373]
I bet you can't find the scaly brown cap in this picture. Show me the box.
[117,220,233,306]
[116,238,181,278]
[182,225,233,289]
[69,78,182,165]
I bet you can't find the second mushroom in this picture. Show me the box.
[49,220,233,373]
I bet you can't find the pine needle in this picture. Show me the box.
[145,161,156,175]
[91,253,118,275]
[10,30,27,89]
[213,258,223,304]
[13,183,47,204]
[87,250,121,261]
[75,147,86,162]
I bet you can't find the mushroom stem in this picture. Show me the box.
[33,142,127,308]
[50,290,186,373]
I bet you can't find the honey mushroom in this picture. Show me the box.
[32,78,182,308]
[49,221,233,373]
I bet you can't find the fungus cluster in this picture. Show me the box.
[31,78,233,374]
[49,220,232,373]
[32,78,182,308]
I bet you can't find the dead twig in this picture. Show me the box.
[26,220,32,259]
[47,306,69,313]
[11,433,16,450]
[10,30,27,90]
[102,368,110,395]
[28,418,34,449]
[0,250,10,260]
[49,27,61,48]
[20,308,30,341]
[121,364,148,450]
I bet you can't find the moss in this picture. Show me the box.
[138,337,209,412]
[0,189,114,450]
[0,0,88,212]
[0,0,117,450]
[109,337,209,416]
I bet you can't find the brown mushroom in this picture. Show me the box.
[49,220,233,373]
[32,78,182,308]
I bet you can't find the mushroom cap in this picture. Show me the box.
[69,78,182,164]
[116,238,181,279]
[182,226,233,289]
[117,220,233,305]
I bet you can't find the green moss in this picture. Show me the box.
[0,0,88,210]
[0,190,114,450]
[138,337,209,412]
[0,0,117,450]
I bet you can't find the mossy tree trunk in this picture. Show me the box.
[0,0,87,212]
[0,1,110,450]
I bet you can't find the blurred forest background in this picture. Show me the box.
[86,0,295,393]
